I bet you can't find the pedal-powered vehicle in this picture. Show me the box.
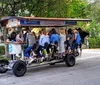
[0,16,92,77]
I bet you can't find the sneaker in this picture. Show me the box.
[32,52,36,56]
[45,54,49,58]
[9,61,15,68]
[28,58,36,64]
[30,51,37,57]
[40,57,44,63]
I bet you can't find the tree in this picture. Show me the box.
[89,0,100,22]
[0,0,89,18]
[0,0,41,16]
[69,0,89,18]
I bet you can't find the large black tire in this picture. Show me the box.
[65,54,76,67]
[13,60,27,77]
[0,59,9,73]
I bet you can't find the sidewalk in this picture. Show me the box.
[77,49,100,61]
[82,49,100,53]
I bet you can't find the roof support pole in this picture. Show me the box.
[3,27,8,57]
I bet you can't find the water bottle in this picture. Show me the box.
[11,40,14,43]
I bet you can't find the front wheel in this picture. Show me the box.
[64,54,76,67]
[0,59,9,73]
[13,60,27,77]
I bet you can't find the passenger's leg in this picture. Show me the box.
[10,54,13,61]
[24,52,30,58]
[46,44,51,54]
[24,46,33,58]
[24,46,37,64]
[37,45,43,57]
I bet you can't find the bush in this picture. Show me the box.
[96,37,100,48]
[88,37,100,48]
[0,46,5,55]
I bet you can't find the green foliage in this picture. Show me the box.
[88,37,97,48]
[0,46,5,55]
[88,37,100,48]
[89,0,100,22]
[0,0,99,20]
[0,0,89,18]
[87,20,100,37]
[69,0,88,18]
[31,0,69,17]
[96,37,100,48]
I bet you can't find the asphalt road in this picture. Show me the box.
[0,49,100,85]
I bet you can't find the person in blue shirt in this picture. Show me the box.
[50,28,60,44]
[50,29,60,56]
[72,29,81,50]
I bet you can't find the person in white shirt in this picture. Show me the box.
[16,32,23,42]
[59,28,66,57]
[37,29,50,62]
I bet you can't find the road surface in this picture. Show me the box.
[0,49,100,85]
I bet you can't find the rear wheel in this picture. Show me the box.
[13,60,27,77]
[0,59,9,73]
[65,54,76,67]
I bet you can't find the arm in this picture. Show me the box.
[39,36,43,46]
[74,33,77,40]
[26,34,28,44]
[16,35,23,42]
[50,35,53,43]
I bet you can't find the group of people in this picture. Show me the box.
[7,27,89,63]
[24,28,83,63]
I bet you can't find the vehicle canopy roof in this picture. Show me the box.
[0,16,92,28]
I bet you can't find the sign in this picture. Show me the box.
[65,21,77,25]
[6,19,19,28]
[40,20,64,26]
[20,20,40,25]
